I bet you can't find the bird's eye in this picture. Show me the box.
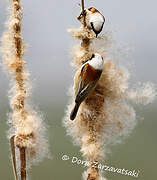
[91,54,95,59]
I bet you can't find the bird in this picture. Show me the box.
[78,7,105,37]
[70,53,104,120]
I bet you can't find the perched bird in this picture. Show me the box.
[70,53,104,120]
[78,7,105,37]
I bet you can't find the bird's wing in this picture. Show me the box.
[75,63,100,104]
[76,63,89,95]
[75,80,97,104]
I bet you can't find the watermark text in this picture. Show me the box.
[61,154,140,178]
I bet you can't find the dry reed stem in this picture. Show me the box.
[10,136,18,180]
[19,147,26,180]
[79,0,91,53]
[81,0,86,27]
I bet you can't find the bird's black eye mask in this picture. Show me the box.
[77,10,87,21]
[82,54,95,65]
[90,54,95,59]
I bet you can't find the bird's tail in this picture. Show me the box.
[70,103,80,120]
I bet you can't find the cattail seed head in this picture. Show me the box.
[1,1,49,176]
[64,12,156,180]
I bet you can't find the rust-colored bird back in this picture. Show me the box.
[88,7,99,13]
[81,64,102,82]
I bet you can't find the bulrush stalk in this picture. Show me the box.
[1,0,49,179]
[63,0,156,180]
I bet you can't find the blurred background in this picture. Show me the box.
[0,0,157,179]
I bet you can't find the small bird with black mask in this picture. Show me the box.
[70,53,104,120]
[78,7,105,37]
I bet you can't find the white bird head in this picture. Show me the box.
[89,53,104,70]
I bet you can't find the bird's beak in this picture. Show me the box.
[77,10,86,21]
[77,14,81,21]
